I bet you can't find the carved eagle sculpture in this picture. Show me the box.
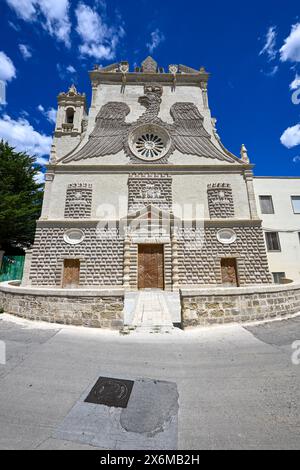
[62,91,235,163]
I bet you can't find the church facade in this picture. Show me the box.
[25,57,272,291]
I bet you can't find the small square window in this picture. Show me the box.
[272,272,286,284]
[259,196,274,214]
[265,232,281,251]
[291,196,300,214]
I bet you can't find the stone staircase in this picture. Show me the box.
[122,289,181,334]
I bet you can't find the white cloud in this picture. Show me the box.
[0,114,51,157]
[262,65,279,77]
[37,104,57,124]
[19,44,32,60]
[259,26,277,61]
[281,124,300,148]
[0,51,16,82]
[6,0,36,21]
[46,107,57,124]
[280,23,300,62]
[75,2,125,60]
[147,29,165,54]
[290,74,300,90]
[34,171,46,184]
[6,0,71,47]
[66,65,76,74]
[56,63,77,80]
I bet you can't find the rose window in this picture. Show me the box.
[135,133,164,159]
[128,124,171,161]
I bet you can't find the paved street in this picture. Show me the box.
[0,313,299,450]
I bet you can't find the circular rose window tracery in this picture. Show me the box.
[135,133,164,159]
[128,124,171,161]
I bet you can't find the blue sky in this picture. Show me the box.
[1,0,300,178]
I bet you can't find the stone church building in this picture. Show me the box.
[25,56,272,292]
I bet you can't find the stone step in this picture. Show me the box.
[122,289,182,334]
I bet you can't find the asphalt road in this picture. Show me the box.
[0,313,299,450]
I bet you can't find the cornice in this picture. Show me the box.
[89,71,210,87]
[37,218,262,227]
[46,163,254,174]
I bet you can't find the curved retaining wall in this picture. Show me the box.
[181,283,300,326]
[0,282,124,329]
[1,281,300,329]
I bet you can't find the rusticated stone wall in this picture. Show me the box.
[0,289,123,329]
[181,284,300,326]
[29,225,124,287]
[207,183,234,219]
[128,173,172,212]
[64,183,93,219]
[177,223,272,286]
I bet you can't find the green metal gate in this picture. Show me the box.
[0,255,25,282]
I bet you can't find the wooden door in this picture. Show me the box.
[63,259,80,288]
[221,258,239,287]
[138,245,164,289]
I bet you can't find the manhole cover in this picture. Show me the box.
[85,377,134,408]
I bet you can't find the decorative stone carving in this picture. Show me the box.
[128,173,172,212]
[64,183,93,219]
[240,144,250,163]
[64,85,237,164]
[128,124,171,161]
[217,228,237,245]
[141,56,158,73]
[207,184,235,219]
[64,229,85,245]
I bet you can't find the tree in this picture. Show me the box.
[0,141,44,251]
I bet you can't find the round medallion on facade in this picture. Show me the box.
[64,229,85,245]
[217,228,237,245]
[128,124,171,161]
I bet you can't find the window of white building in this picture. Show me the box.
[259,195,274,214]
[291,196,300,214]
[265,232,281,251]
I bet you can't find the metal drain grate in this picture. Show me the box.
[85,377,134,408]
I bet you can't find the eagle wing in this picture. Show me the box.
[170,103,234,162]
[63,102,130,162]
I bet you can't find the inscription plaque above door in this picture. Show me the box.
[138,244,164,289]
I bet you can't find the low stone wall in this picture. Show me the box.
[1,281,300,329]
[181,283,300,326]
[0,282,124,329]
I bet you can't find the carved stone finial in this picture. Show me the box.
[49,143,57,165]
[67,84,78,96]
[169,64,178,75]
[141,56,158,73]
[212,117,220,141]
[241,144,250,163]
[119,61,129,74]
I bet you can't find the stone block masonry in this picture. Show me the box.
[0,286,124,329]
[29,224,124,287]
[128,173,172,212]
[1,282,300,329]
[181,283,300,326]
[177,223,272,285]
[64,183,93,219]
[207,183,234,219]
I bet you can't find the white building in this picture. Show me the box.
[254,177,300,283]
